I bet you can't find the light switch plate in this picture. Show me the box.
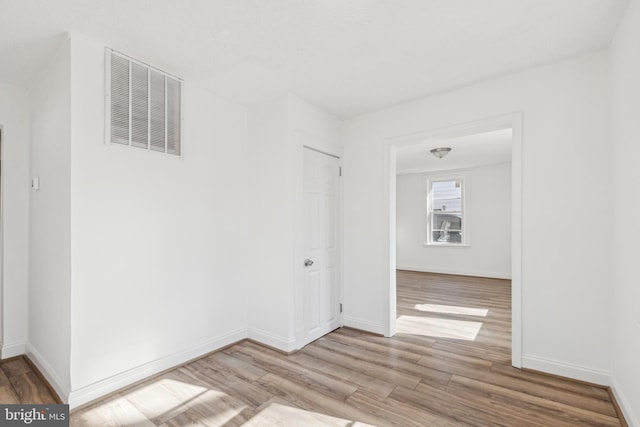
[31,176,39,191]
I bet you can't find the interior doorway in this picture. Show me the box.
[394,127,513,363]
[384,114,523,367]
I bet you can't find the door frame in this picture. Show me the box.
[294,130,344,350]
[382,113,523,367]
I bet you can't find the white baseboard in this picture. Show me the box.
[342,316,385,335]
[396,265,511,280]
[26,343,70,402]
[611,376,640,427]
[1,341,26,359]
[247,328,297,353]
[68,328,247,409]
[522,354,610,386]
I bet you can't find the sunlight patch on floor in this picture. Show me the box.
[396,315,483,340]
[72,395,153,426]
[244,400,376,427]
[72,377,247,426]
[413,303,488,317]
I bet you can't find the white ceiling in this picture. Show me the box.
[0,0,629,118]
[396,128,513,174]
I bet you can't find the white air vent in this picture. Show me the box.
[106,49,182,156]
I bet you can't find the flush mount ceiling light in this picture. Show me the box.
[430,147,451,159]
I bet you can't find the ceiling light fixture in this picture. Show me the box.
[430,147,451,159]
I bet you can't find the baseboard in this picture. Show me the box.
[522,354,610,386]
[1,341,26,359]
[342,316,385,335]
[611,376,640,427]
[25,343,70,402]
[396,265,511,280]
[247,327,297,353]
[68,327,247,409]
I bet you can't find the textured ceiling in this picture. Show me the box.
[0,0,630,118]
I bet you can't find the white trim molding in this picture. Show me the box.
[1,341,27,359]
[342,316,385,336]
[68,328,247,409]
[611,376,640,427]
[26,343,70,403]
[383,112,523,367]
[522,354,610,386]
[247,328,297,353]
[295,128,343,159]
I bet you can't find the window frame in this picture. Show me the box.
[424,171,470,247]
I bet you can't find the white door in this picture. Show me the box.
[301,148,341,346]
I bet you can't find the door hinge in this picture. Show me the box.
[339,303,343,313]
[339,166,342,177]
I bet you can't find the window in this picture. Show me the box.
[425,173,469,245]
[106,49,182,156]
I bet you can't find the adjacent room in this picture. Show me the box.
[394,127,513,343]
[0,0,639,425]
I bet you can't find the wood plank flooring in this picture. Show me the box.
[12,270,629,425]
[0,355,60,404]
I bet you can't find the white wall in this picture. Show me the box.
[246,96,295,350]
[610,0,640,424]
[343,51,612,384]
[28,40,72,397]
[246,94,342,351]
[397,163,511,279]
[0,83,30,358]
[68,36,249,407]
[8,31,342,407]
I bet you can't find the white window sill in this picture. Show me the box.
[424,243,471,248]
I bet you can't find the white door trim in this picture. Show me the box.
[382,112,523,368]
[293,130,343,350]
[299,148,342,347]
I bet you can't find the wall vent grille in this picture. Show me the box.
[106,49,182,156]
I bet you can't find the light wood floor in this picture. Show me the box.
[10,271,629,425]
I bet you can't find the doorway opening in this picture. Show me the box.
[384,114,522,367]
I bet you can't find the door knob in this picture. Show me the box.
[304,259,314,267]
